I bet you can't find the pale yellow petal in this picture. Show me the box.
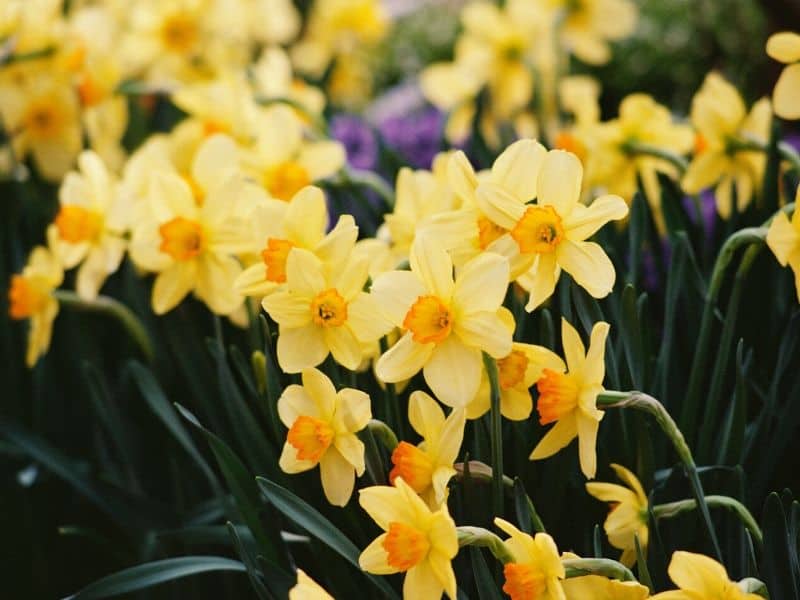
[279,442,317,474]
[520,253,560,311]
[262,290,312,328]
[152,261,197,315]
[358,534,398,575]
[447,150,479,205]
[453,251,510,312]
[560,317,586,376]
[277,384,320,427]
[191,134,239,192]
[315,215,358,268]
[668,551,730,594]
[286,248,325,296]
[347,293,393,342]
[537,150,582,216]
[767,32,800,63]
[300,141,346,181]
[453,310,512,358]
[408,390,446,440]
[774,63,800,120]
[370,270,428,326]
[500,387,533,421]
[582,321,610,385]
[563,195,628,241]
[434,408,466,466]
[334,434,365,476]
[427,550,457,600]
[475,182,527,230]
[336,388,372,432]
[284,186,327,248]
[324,325,362,370]
[682,152,728,195]
[424,337,482,408]
[585,482,636,504]
[319,447,355,507]
[610,463,648,504]
[196,253,243,315]
[556,239,616,299]
[490,138,547,202]
[301,367,337,419]
[277,323,329,373]
[410,234,455,299]
[376,332,433,382]
[290,569,334,600]
[530,414,577,460]
[404,560,445,600]
[577,414,600,479]
[359,486,416,530]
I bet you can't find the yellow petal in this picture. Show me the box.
[408,390,446,440]
[316,215,359,268]
[301,368,337,418]
[520,253,560,311]
[715,175,734,220]
[411,234,455,299]
[404,560,445,600]
[319,447,355,507]
[431,466,457,507]
[424,337,482,408]
[333,433,365,476]
[370,270,428,326]
[682,152,728,195]
[556,239,616,299]
[324,325,362,370]
[583,321,610,385]
[286,248,325,296]
[476,182,527,230]
[358,485,417,530]
[279,442,317,474]
[453,251,510,312]
[284,186,328,248]
[537,150,582,217]
[289,569,334,600]
[447,150,479,205]
[560,317,586,376]
[191,134,239,192]
[336,388,372,432]
[530,414,578,460]
[774,63,800,120]
[767,31,800,63]
[454,310,512,358]
[490,138,547,202]
[300,141,346,181]
[428,547,458,599]
[585,482,636,504]
[262,290,312,328]
[278,384,321,427]
[610,463,648,504]
[577,413,600,479]
[667,551,731,594]
[152,261,197,315]
[563,195,628,241]
[195,253,242,315]
[435,408,466,466]
[563,574,650,600]
[359,534,398,575]
[376,331,434,383]
[277,323,329,373]
[501,387,533,421]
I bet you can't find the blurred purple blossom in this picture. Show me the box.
[682,189,717,239]
[378,107,444,169]
[330,114,378,171]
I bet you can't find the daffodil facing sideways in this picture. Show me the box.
[372,234,512,408]
[651,551,762,599]
[530,318,610,479]
[8,242,64,367]
[474,147,628,311]
[358,477,458,600]
[766,187,800,303]
[559,553,650,599]
[389,391,466,509]
[586,463,649,566]
[234,185,358,298]
[50,151,129,300]
[494,517,565,600]
[262,247,391,372]
[767,31,800,120]
[682,72,771,219]
[289,569,333,600]
[278,368,370,507]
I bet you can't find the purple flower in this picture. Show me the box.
[682,189,717,239]
[330,114,378,171]
[378,107,444,169]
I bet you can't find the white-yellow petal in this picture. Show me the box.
[319,447,355,506]
[556,239,616,299]
[424,337,482,408]
[376,332,434,382]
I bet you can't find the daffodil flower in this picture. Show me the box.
[560,553,650,599]
[551,0,637,66]
[494,517,565,600]
[586,463,649,566]
[234,185,357,298]
[766,188,800,303]
[50,151,129,300]
[262,247,391,372]
[289,569,333,600]
[278,368,370,507]
[8,241,63,367]
[372,234,512,408]
[767,31,800,120]
[389,391,466,509]
[530,318,610,479]
[682,73,771,219]
[476,148,628,311]
[358,477,458,600]
[651,551,762,599]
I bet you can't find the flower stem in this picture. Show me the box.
[653,495,763,547]
[456,526,514,564]
[483,352,504,519]
[53,290,154,363]
[340,167,395,212]
[562,558,637,582]
[597,391,723,561]
[367,419,398,453]
[621,141,689,174]
[730,137,800,173]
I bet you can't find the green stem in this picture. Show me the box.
[653,495,763,547]
[454,460,514,488]
[483,352,504,519]
[597,391,723,561]
[562,558,637,582]
[456,527,514,564]
[730,137,800,173]
[53,290,154,362]
[379,337,404,439]
[367,419,398,453]
[621,141,689,174]
[360,426,387,485]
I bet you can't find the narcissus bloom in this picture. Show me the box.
[549,0,637,66]
[8,242,63,367]
[476,148,628,311]
[358,477,458,600]
[651,551,761,599]
[278,368,370,507]
[289,569,333,600]
[682,73,771,219]
[530,318,609,479]
[767,31,800,120]
[495,517,565,600]
[586,463,649,566]
[234,185,357,298]
[766,188,800,303]
[560,553,649,599]
[50,151,128,300]
[372,234,512,407]
[262,248,391,372]
[390,391,465,509]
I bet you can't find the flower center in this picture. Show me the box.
[382,522,430,571]
[8,275,48,320]
[477,216,506,250]
[511,205,565,254]
[389,442,434,494]
[261,238,295,283]
[502,563,547,600]
[498,350,529,390]
[311,288,348,327]
[403,295,452,344]
[55,205,103,243]
[536,368,579,425]
[286,415,334,462]
[263,161,310,202]
[161,13,198,53]
[23,101,65,139]
[159,217,204,261]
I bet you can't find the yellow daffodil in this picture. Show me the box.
[289,569,333,600]
[262,247,392,372]
[586,463,649,566]
[278,368,370,507]
[652,551,761,600]
[235,185,357,298]
[129,136,260,315]
[682,73,771,219]
[0,0,63,55]
[49,151,128,300]
[766,187,800,303]
[8,241,63,367]
[389,391,466,509]
[495,517,565,600]
[358,477,458,600]
[243,105,345,202]
[560,554,650,599]
[530,318,609,479]
[475,147,628,311]
[252,47,326,118]
[372,234,512,408]
[767,31,800,120]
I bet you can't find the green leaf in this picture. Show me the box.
[592,525,603,558]
[226,521,276,600]
[66,556,247,599]
[653,233,688,400]
[760,492,799,599]
[634,533,653,592]
[255,476,399,599]
[619,284,646,389]
[716,340,749,465]
[469,547,502,600]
